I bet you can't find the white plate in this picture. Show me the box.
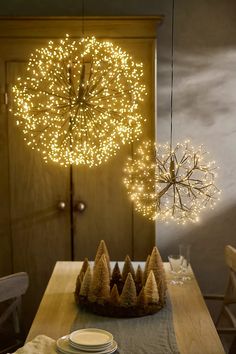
[57,335,117,354]
[69,328,113,347]
[57,336,80,354]
[69,340,112,352]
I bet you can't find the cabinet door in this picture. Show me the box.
[72,38,156,261]
[5,35,156,327]
[7,61,71,328]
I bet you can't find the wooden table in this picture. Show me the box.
[26,262,225,354]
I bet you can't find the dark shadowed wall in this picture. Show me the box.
[1,0,236,295]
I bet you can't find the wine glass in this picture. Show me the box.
[168,254,184,285]
[179,244,192,281]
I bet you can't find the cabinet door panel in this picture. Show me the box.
[7,61,71,328]
[0,60,12,277]
[73,39,156,261]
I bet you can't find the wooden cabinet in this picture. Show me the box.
[0,16,162,329]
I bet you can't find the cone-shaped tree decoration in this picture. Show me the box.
[79,258,89,277]
[80,271,85,282]
[75,271,85,302]
[79,266,92,297]
[122,255,135,282]
[112,262,122,283]
[120,272,137,307]
[75,241,166,317]
[110,284,120,306]
[77,271,85,289]
[136,264,143,283]
[94,240,111,276]
[75,274,82,293]
[135,264,143,293]
[143,254,150,285]
[79,271,85,283]
[89,254,110,304]
[145,270,159,304]
[147,247,167,293]
[111,262,122,294]
[75,275,82,302]
[137,286,147,308]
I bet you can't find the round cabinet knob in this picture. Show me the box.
[74,201,86,213]
[58,201,66,211]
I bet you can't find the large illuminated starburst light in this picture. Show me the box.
[13,35,146,166]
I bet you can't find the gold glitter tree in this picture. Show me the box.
[79,266,92,297]
[145,270,159,304]
[120,273,137,307]
[75,240,166,317]
[88,254,110,303]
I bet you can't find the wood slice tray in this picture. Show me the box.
[75,295,164,318]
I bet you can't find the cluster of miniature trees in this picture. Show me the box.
[75,240,167,317]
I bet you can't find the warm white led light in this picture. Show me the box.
[13,35,146,167]
[124,140,220,224]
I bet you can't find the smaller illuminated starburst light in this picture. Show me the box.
[13,35,146,167]
[124,140,220,224]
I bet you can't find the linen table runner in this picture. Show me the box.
[72,296,180,354]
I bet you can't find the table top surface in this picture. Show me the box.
[26,261,225,354]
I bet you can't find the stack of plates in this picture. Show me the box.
[56,328,117,354]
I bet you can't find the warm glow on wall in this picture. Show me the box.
[13,35,146,167]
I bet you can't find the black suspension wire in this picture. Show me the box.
[82,0,85,37]
[68,0,86,261]
[170,0,175,154]
[68,67,75,261]
[69,166,74,260]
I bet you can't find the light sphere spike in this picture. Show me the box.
[12,35,146,167]
[123,140,220,224]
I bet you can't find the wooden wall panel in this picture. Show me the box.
[73,144,133,261]
[73,38,156,261]
[133,39,156,260]
[0,60,12,277]
[0,17,161,330]
[7,62,71,328]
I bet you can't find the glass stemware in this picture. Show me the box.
[179,244,192,281]
[168,254,184,285]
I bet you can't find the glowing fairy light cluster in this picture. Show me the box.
[124,140,220,224]
[13,35,146,166]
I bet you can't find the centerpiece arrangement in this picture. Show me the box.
[74,240,167,317]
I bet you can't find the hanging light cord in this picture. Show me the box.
[170,0,175,154]
[82,0,85,37]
